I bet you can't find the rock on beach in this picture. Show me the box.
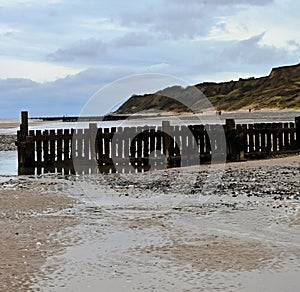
[0,135,17,151]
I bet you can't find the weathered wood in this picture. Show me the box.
[43,130,49,165]
[272,124,278,152]
[63,129,71,160]
[254,124,260,152]
[16,111,300,175]
[162,121,171,167]
[20,111,28,139]
[104,128,110,164]
[56,129,63,173]
[283,123,289,149]
[225,119,241,161]
[248,124,254,153]
[36,130,42,164]
[295,116,300,147]
[260,124,266,152]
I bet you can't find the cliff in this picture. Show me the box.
[115,63,300,114]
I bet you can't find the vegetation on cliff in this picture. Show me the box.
[115,63,300,114]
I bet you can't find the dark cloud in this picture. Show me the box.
[119,5,212,39]
[118,0,274,39]
[48,38,107,62]
[113,33,149,48]
[220,34,288,65]
[0,67,139,117]
[48,33,153,64]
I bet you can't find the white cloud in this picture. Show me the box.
[0,25,19,35]
[204,0,300,49]
[0,58,82,82]
[0,0,61,6]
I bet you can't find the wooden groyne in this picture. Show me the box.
[16,111,300,175]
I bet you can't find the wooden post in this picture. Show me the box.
[162,121,171,168]
[225,119,242,162]
[89,123,98,162]
[17,111,35,175]
[20,111,28,138]
[295,116,300,148]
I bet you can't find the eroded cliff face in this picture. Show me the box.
[201,63,300,111]
[115,63,300,114]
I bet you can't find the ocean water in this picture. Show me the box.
[0,151,17,175]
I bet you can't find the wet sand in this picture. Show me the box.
[1,114,300,291]
[0,156,299,291]
[0,176,80,291]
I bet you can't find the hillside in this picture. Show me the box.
[115,63,300,114]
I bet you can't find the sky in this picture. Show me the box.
[0,0,299,117]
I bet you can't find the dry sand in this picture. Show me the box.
[0,155,299,291]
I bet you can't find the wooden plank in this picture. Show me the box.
[83,128,90,160]
[63,129,70,161]
[136,127,143,164]
[272,124,278,152]
[278,123,284,151]
[175,125,182,167]
[168,125,175,167]
[199,125,205,157]
[43,130,49,166]
[290,123,296,148]
[204,125,211,155]
[241,124,248,153]
[116,127,124,166]
[162,121,171,167]
[130,127,137,162]
[260,124,266,152]
[283,123,289,149]
[104,128,110,164]
[248,124,254,153]
[96,128,103,163]
[254,124,260,152]
[143,128,149,159]
[35,130,42,164]
[56,129,63,173]
[123,127,130,162]
[56,129,63,162]
[49,129,56,172]
[110,127,117,160]
[179,125,186,167]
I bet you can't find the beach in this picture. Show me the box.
[0,113,300,291]
[0,156,299,291]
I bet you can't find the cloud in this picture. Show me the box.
[48,38,107,62]
[113,32,149,48]
[0,57,81,82]
[119,5,212,39]
[220,33,289,65]
[168,0,274,6]
[0,0,299,119]
[0,66,145,117]
[48,33,153,64]
[118,0,275,39]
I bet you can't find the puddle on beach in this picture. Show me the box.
[0,151,17,175]
[30,193,300,292]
